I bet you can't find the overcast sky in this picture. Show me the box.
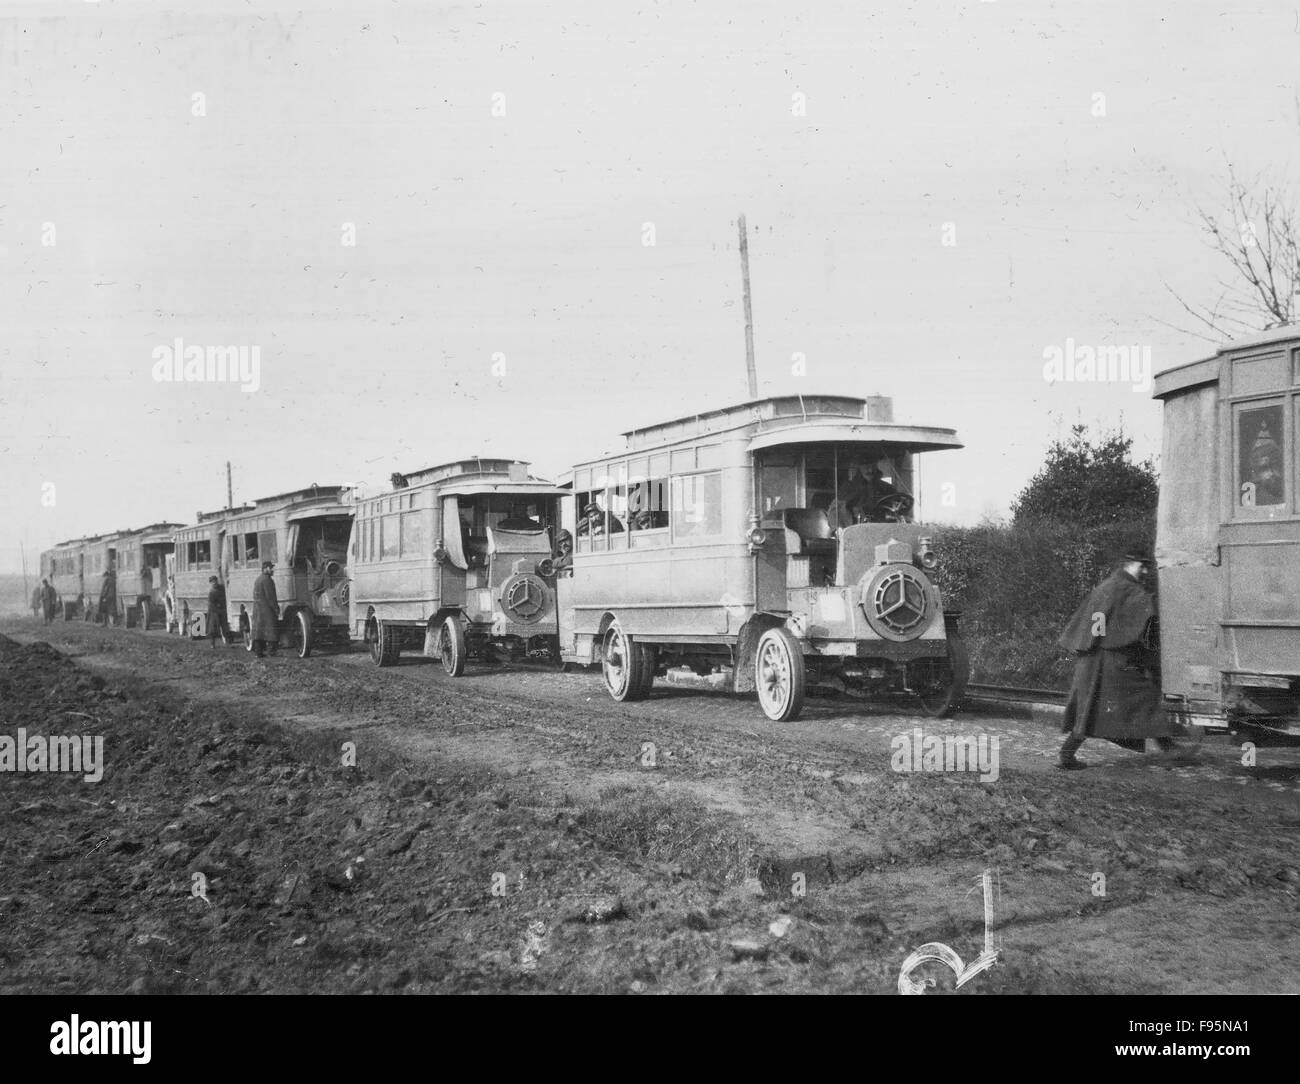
[3,0,1299,571]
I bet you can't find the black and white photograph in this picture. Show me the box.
[0,0,1296,1050]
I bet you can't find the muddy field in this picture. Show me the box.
[0,617,1297,995]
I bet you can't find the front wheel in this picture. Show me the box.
[438,616,466,677]
[243,617,255,652]
[910,629,970,718]
[138,599,151,631]
[287,610,314,659]
[755,627,806,722]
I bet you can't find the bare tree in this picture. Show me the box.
[1165,167,1300,342]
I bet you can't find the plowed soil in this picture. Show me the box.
[1,618,1297,994]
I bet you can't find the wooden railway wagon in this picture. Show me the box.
[224,484,353,658]
[349,459,565,673]
[110,522,185,629]
[557,394,968,722]
[173,506,253,638]
[1154,327,1300,745]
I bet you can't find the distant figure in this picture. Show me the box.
[250,560,280,658]
[206,576,231,648]
[164,573,178,633]
[31,584,42,618]
[40,579,57,624]
[98,568,117,627]
[1056,543,1178,769]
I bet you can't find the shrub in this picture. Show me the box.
[930,519,1155,688]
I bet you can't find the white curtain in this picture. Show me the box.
[442,496,468,570]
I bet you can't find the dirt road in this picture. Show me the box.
[1,618,1296,994]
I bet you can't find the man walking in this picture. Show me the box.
[206,576,232,647]
[1057,542,1179,769]
[250,560,280,658]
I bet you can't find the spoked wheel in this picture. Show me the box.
[287,610,314,659]
[909,629,970,718]
[243,618,255,652]
[602,620,650,702]
[369,619,400,667]
[138,600,151,631]
[438,615,466,677]
[755,627,806,721]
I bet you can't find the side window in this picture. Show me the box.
[628,476,669,537]
[672,471,723,540]
[195,540,212,568]
[401,511,426,557]
[258,531,277,565]
[1236,402,1285,511]
[243,532,259,564]
[381,515,400,559]
[758,458,799,526]
[577,489,607,552]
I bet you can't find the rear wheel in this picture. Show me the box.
[755,627,806,721]
[138,599,151,631]
[910,628,969,718]
[633,643,657,699]
[438,616,466,677]
[287,610,314,659]
[369,619,400,667]
[602,621,649,702]
[243,617,254,652]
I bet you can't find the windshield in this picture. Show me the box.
[756,443,916,528]
[295,517,353,567]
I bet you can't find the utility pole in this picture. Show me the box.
[20,538,29,612]
[738,213,758,400]
[226,461,233,510]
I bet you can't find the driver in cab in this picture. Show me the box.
[839,461,901,523]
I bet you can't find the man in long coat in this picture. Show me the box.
[98,568,117,626]
[251,560,280,658]
[206,576,232,647]
[1058,543,1179,769]
[40,579,58,624]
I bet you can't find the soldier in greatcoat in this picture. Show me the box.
[250,560,280,658]
[39,579,58,623]
[98,568,118,626]
[1057,543,1179,769]
[206,576,232,647]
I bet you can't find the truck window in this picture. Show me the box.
[672,472,723,540]
[1237,402,1285,510]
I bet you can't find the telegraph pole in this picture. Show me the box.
[226,461,233,510]
[738,214,758,400]
[20,538,30,612]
